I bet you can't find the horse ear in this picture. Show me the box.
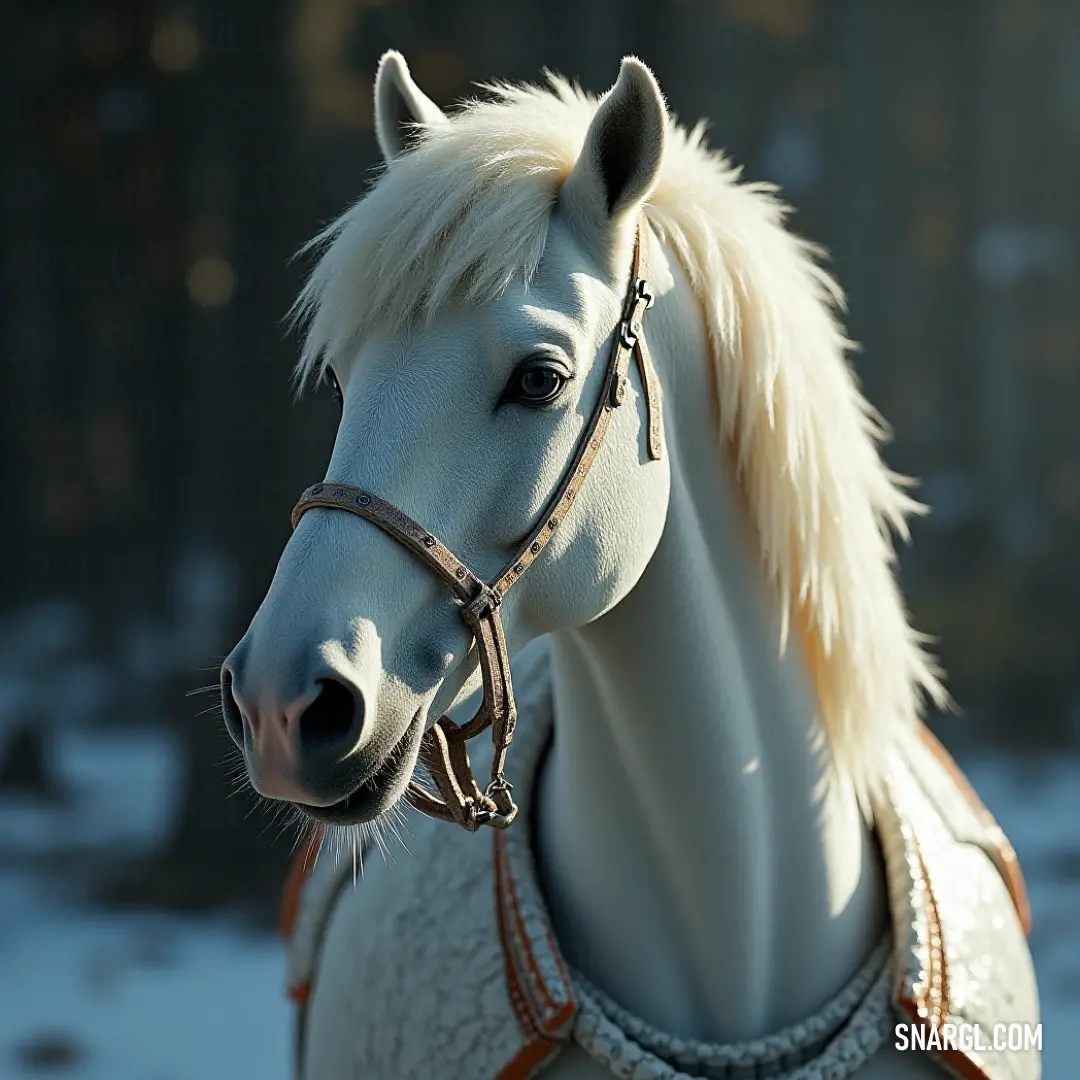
[373,50,449,162]
[561,57,666,266]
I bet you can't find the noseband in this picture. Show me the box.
[290,227,662,831]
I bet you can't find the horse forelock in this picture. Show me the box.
[290,69,947,800]
[290,75,594,387]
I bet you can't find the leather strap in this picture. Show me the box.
[290,484,518,830]
[290,224,661,830]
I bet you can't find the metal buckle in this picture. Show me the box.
[474,776,518,829]
[461,583,501,626]
[618,279,653,351]
[633,278,655,309]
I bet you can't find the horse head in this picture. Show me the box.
[221,55,673,826]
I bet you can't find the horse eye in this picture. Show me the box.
[504,361,571,408]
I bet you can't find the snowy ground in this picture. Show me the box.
[0,722,1077,1078]
[0,724,291,1080]
[0,876,290,1080]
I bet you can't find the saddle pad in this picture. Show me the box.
[877,725,1039,1080]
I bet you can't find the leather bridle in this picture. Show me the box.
[290,226,662,831]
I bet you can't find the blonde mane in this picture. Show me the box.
[292,74,947,794]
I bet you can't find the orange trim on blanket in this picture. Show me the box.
[917,724,1032,937]
[893,801,994,1080]
[495,833,577,1031]
[496,835,560,1015]
[895,833,949,1029]
[287,979,312,1006]
[279,826,325,942]
[935,1046,994,1080]
[495,832,577,1038]
[496,836,541,1038]
[893,996,993,1080]
[894,995,996,1080]
[494,834,573,1079]
[494,1034,563,1080]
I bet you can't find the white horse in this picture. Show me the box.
[222,53,1039,1080]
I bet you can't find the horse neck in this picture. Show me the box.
[533,246,890,1042]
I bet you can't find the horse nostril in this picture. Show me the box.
[220,670,246,749]
[297,678,365,761]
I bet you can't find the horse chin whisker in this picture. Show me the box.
[319,790,414,873]
[287,810,322,856]
[259,797,300,841]
[382,801,415,858]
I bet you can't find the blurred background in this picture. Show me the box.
[1,0,1077,1077]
